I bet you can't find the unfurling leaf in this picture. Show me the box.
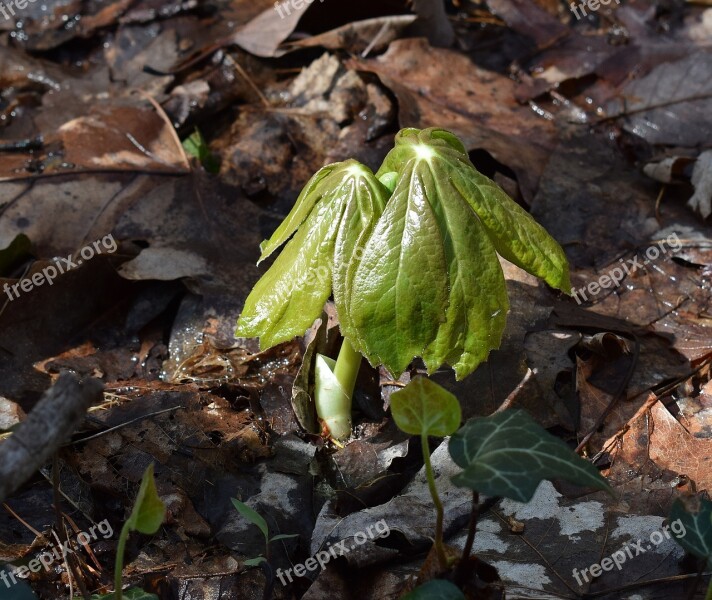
[235,160,388,349]
[125,463,165,535]
[390,377,461,437]
[448,410,611,502]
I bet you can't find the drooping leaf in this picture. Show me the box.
[669,498,712,565]
[349,127,568,379]
[449,410,611,501]
[231,498,269,541]
[377,128,571,293]
[401,579,465,599]
[236,161,388,350]
[390,377,461,437]
[125,464,165,535]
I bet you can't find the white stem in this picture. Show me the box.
[314,354,352,441]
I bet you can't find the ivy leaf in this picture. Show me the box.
[125,464,165,535]
[231,498,269,541]
[236,161,388,350]
[390,377,461,437]
[669,498,712,565]
[401,580,465,599]
[350,127,568,379]
[449,410,612,501]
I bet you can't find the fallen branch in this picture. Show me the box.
[0,373,104,502]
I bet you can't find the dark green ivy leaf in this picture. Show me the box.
[669,498,712,565]
[449,410,611,502]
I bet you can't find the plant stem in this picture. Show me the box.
[314,340,362,440]
[461,491,479,563]
[421,432,447,570]
[333,339,361,401]
[114,523,130,600]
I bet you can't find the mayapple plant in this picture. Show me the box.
[236,127,571,440]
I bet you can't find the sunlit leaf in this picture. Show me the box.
[669,498,712,565]
[236,161,388,350]
[231,498,269,541]
[449,410,611,501]
[125,464,165,535]
[390,377,461,437]
[349,127,567,378]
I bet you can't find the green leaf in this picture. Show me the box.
[243,556,267,567]
[125,464,165,535]
[390,377,461,437]
[669,498,712,565]
[236,160,388,350]
[449,410,611,502]
[182,128,219,173]
[231,498,269,541]
[351,126,568,379]
[269,533,300,542]
[377,128,571,293]
[401,580,465,600]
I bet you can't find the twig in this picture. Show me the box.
[492,368,534,414]
[0,373,104,502]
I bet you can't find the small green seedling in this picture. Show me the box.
[231,498,298,600]
[231,498,298,568]
[110,464,165,600]
[391,378,611,593]
[391,378,461,570]
[182,128,220,173]
[669,498,712,600]
[236,127,571,440]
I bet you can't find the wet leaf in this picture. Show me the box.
[449,410,611,501]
